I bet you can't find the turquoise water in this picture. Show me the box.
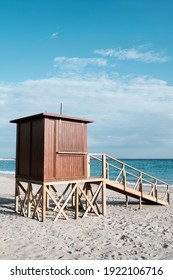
[90,158,173,186]
[0,159,15,175]
[0,158,173,185]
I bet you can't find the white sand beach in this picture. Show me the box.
[0,175,173,260]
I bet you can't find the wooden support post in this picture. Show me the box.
[15,180,19,213]
[102,180,106,216]
[139,196,142,209]
[46,185,50,211]
[30,187,41,221]
[27,183,32,218]
[151,183,154,196]
[155,188,158,203]
[102,154,106,179]
[86,183,91,210]
[125,195,128,207]
[32,188,42,220]
[106,163,109,179]
[139,173,143,196]
[167,185,170,204]
[20,185,29,216]
[72,184,75,207]
[122,165,126,190]
[72,193,75,207]
[139,173,143,209]
[75,184,79,219]
[153,179,157,198]
[42,184,46,222]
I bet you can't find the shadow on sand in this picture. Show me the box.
[0,196,15,215]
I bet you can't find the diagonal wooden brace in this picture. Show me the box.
[54,183,78,221]
[46,187,68,220]
[51,184,71,212]
[32,187,43,220]
[82,183,102,218]
[78,184,101,218]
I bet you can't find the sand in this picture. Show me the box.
[0,175,173,260]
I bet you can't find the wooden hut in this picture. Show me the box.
[10,112,93,182]
[10,112,106,222]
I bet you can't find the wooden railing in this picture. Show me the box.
[88,154,170,204]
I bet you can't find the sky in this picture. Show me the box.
[0,0,173,158]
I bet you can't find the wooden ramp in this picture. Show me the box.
[89,154,170,207]
[105,179,169,206]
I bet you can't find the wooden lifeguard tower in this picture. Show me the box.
[10,112,107,221]
[11,112,170,222]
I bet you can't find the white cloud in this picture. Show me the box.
[1,72,173,158]
[53,56,107,70]
[1,45,173,158]
[51,32,59,39]
[95,47,169,63]
[0,100,5,106]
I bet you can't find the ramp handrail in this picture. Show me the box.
[88,153,170,204]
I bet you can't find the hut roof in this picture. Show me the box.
[10,112,94,124]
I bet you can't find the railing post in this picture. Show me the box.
[75,184,79,220]
[102,154,106,179]
[102,180,106,216]
[151,182,155,197]
[154,179,157,197]
[139,173,143,194]
[122,164,126,189]
[155,187,158,202]
[139,173,142,209]
[167,185,170,204]
[106,163,109,179]
[15,179,19,213]
[154,179,158,202]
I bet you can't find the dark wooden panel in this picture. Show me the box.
[30,119,44,179]
[13,113,91,182]
[58,121,87,153]
[44,118,56,180]
[55,154,87,180]
[17,122,31,177]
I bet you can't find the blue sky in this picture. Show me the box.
[0,0,173,158]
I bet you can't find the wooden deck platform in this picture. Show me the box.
[15,178,107,222]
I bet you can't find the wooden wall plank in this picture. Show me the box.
[17,122,31,177]
[44,118,55,180]
[31,119,44,179]
[56,154,87,180]
[58,121,87,153]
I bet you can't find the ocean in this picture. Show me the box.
[0,158,173,186]
[0,159,16,176]
[90,158,173,186]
